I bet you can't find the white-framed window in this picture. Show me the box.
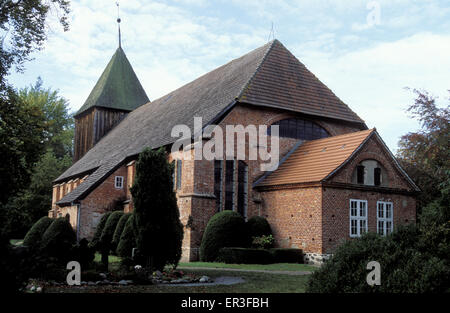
[115,176,124,189]
[350,199,368,237]
[377,201,393,235]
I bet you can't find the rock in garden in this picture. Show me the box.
[99,273,107,279]
[199,276,210,283]
[118,280,128,285]
[36,287,42,293]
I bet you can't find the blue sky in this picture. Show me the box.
[8,0,450,152]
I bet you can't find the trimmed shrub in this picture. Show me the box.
[112,213,131,253]
[89,212,112,250]
[99,211,124,253]
[217,247,274,264]
[270,248,303,263]
[117,214,137,258]
[23,216,53,248]
[247,216,272,238]
[40,217,76,263]
[199,211,247,262]
[71,238,95,268]
[306,224,450,293]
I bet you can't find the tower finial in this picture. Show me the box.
[116,2,121,48]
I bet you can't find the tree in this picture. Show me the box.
[1,79,73,237]
[18,77,74,158]
[131,147,183,270]
[397,89,450,212]
[0,86,46,205]
[0,0,70,87]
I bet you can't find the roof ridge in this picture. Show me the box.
[237,39,279,101]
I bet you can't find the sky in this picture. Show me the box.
[8,0,450,152]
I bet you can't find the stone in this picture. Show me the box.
[118,280,128,285]
[99,273,107,279]
[154,270,162,277]
[199,276,210,283]
[30,286,36,292]
[88,281,95,286]
[36,287,42,293]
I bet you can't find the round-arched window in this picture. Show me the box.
[267,118,329,140]
[353,160,388,186]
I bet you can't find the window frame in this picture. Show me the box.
[349,199,368,238]
[237,160,248,219]
[114,176,124,189]
[214,160,223,212]
[377,201,393,236]
[267,118,329,140]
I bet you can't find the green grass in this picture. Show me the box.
[179,262,317,272]
[10,239,23,246]
[45,268,311,293]
[93,253,121,265]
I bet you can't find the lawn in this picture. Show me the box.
[178,262,317,272]
[45,268,311,293]
[43,254,313,293]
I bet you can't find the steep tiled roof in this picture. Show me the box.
[255,129,375,187]
[56,39,367,205]
[75,47,149,117]
[240,41,364,123]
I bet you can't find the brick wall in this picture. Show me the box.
[77,166,127,240]
[260,187,323,253]
[322,187,416,253]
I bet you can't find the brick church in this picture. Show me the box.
[49,39,419,263]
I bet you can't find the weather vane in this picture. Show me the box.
[116,2,121,48]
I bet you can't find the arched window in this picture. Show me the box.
[353,160,387,186]
[267,118,329,140]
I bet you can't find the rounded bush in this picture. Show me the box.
[99,211,124,253]
[111,213,131,253]
[247,216,272,238]
[199,211,247,262]
[23,216,53,248]
[217,247,274,264]
[89,212,112,249]
[116,214,137,258]
[40,217,76,263]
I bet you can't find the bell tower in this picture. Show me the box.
[73,5,149,162]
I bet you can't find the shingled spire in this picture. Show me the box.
[73,27,149,162]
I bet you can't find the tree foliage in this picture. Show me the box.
[0,79,73,237]
[131,147,183,270]
[0,0,70,87]
[397,89,450,210]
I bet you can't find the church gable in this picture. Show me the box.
[326,131,419,192]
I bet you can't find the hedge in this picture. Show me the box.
[199,211,247,262]
[99,211,124,253]
[217,247,274,264]
[247,216,272,238]
[23,216,53,248]
[40,217,76,262]
[111,213,131,253]
[89,212,112,249]
[270,248,303,263]
[116,214,137,258]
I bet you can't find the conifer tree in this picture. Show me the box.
[131,147,183,270]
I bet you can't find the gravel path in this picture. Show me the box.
[163,276,246,287]
[178,267,313,276]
